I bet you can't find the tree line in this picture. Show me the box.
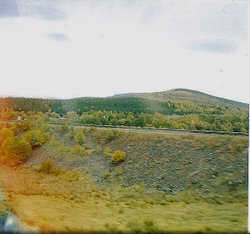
[0,98,248,133]
[62,109,248,133]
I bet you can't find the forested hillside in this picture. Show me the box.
[0,89,248,133]
[0,89,248,114]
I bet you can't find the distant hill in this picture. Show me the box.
[0,89,248,115]
[56,88,248,115]
[113,88,248,109]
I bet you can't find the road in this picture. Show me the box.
[0,120,248,136]
[46,122,248,136]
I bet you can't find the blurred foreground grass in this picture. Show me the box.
[0,165,247,233]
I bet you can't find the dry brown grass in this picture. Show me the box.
[0,165,247,233]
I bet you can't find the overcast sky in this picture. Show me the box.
[0,0,249,102]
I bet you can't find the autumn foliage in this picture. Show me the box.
[111,150,126,164]
[23,129,48,148]
[0,136,32,164]
[0,123,48,165]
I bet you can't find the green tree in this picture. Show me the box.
[23,129,48,148]
[66,111,79,122]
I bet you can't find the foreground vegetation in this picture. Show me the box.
[0,89,248,232]
[0,114,248,233]
[0,165,247,233]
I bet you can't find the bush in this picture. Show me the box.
[74,130,85,145]
[0,136,32,164]
[70,145,86,155]
[23,129,48,148]
[96,145,102,153]
[57,144,70,156]
[60,124,70,134]
[103,170,110,179]
[105,130,119,142]
[0,128,14,139]
[37,160,61,175]
[111,150,126,164]
[49,135,59,146]
[104,147,111,157]
[64,127,75,143]
[15,121,33,132]
[114,167,122,176]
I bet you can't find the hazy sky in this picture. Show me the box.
[0,0,249,102]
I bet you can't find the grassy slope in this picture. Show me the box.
[130,88,248,109]
[0,126,244,232]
